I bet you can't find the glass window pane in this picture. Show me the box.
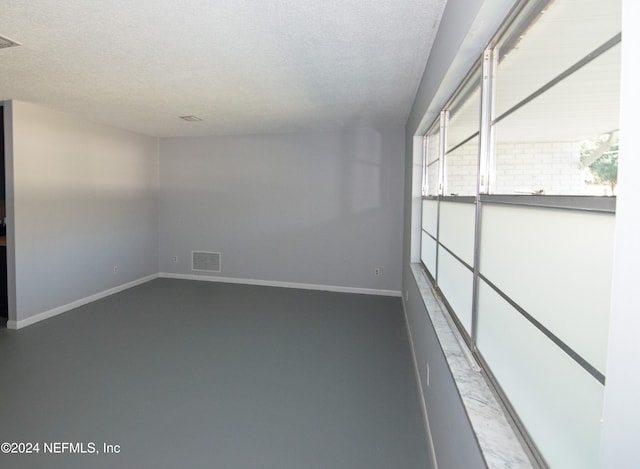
[494,0,622,117]
[492,44,620,195]
[444,136,479,196]
[426,125,440,164]
[447,68,481,151]
[421,199,438,237]
[425,124,441,196]
[438,201,475,267]
[421,231,437,276]
[477,281,604,469]
[426,160,440,196]
[479,204,614,373]
[438,248,473,335]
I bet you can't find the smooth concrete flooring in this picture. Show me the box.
[0,279,428,469]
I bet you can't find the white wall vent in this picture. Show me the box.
[192,251,221,272]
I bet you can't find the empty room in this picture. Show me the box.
[0,0,638,468]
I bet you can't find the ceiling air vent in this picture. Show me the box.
[179,115,203,122]
[192,251,221,272]
[0,35,21,50]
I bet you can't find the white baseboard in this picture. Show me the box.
[6,273,400,330]
[158,272,402,297]
[7,274,159,330]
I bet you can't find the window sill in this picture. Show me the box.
[410,263,534,468]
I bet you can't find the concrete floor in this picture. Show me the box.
[0,279,428,469]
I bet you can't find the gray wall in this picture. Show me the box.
[158,127,405,293]
[5,101,158,324]
[402,0,518,467]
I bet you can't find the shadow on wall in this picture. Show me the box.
[343,128,383,213]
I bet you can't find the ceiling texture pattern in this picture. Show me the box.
[0,0,447,137]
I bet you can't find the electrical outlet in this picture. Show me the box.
[172,256,178,263]
[113,265,119,274]
[374,268,381,276]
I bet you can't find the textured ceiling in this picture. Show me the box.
[0,0,447,137]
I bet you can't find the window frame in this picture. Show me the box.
[418,0,620,465]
